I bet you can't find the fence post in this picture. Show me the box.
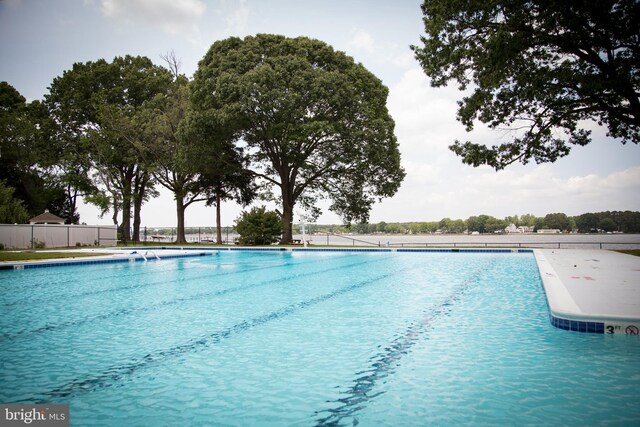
[67,225,70,247]
[31,225,34,249]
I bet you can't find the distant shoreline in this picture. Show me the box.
[296,232,640,249]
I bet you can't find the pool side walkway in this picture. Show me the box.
[535,249,640,335]
[0,248,214,269]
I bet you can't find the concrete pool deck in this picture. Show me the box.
[0,248,214,269]
[2,247,639,335]
[535,249,640,335]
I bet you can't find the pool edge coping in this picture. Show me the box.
[0,246,534,271]
[533,249,640,335]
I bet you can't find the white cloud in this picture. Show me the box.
[223,0,249,33]
[364,65,640,223]
[100,0,205,35]
[348,28,375,53]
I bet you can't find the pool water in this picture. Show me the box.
[1,251,639,426]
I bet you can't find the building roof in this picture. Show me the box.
[29,210,64,224]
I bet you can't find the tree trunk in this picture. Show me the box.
[121,187,132,242]
[111,192,120,243]
[280,192,294,244]
[132,172,151,243]
[215,190,222,245]
[278,173,296,244]
[175,190,187,244]
[133,196,143,243]
[111,203,119,226]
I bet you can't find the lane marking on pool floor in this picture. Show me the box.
[0,252,365,308]
[313,257,501,427]
[22,260,427,404]
[1,255,396,342]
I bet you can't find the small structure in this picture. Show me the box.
[537,228,561,234]
[505,223,518,233]
[505,224,536,234]
[29,209,64,225]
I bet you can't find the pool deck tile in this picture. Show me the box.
[535,249,640,335]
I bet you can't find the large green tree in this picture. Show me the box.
[191,34,405,243]
[413,0,640,169]
[0,82,72,221]
[138,68,198,244]
[543,212,572,231]
[46,56,172,241]
[182,110,256,244]
[145,52,255,244]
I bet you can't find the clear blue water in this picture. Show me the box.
[1,251,639,426]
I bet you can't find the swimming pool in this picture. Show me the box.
[1,250,639,425]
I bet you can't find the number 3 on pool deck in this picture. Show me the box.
[606,325,615,334]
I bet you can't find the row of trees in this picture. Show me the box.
[3,0,638,243]
[318,211,640,235]
[0,35,405,244]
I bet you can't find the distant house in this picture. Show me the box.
[537,228,561,234]
[505,224,535,233]
[505,223,518,233]
[29,209,64,225]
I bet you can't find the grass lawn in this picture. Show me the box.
[614,249,640,257]
[0,251,106,262]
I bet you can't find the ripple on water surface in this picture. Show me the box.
[1,252,639,426]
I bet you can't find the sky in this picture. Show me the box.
[1,0,639,228]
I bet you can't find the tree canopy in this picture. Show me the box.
[0,82,71,221]
[46,55,173,240]
[412,0,640,169]
[191,34,405,243]
[0,180,29,224]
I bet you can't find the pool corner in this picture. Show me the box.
[534,249,640,335]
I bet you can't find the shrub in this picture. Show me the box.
[0,180,29,224]
[235,207,283,245]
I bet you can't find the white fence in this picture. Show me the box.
[0,224,117,249]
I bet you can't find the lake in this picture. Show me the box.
[299,233,640,249]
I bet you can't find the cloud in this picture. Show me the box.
[363,65,640,223]
[100,0,205,35]
[348,28,375,53]
[223,0,249,33]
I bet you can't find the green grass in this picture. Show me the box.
[614,249,640,257]
[0,251,106,262]
[117,241,224,247]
